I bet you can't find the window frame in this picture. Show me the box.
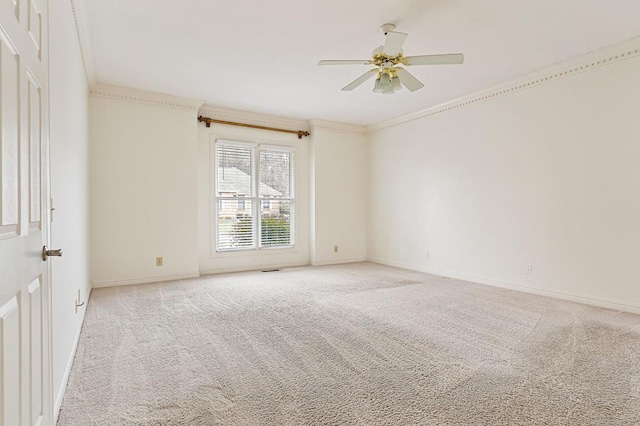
[236,194,246,212]
[213,139,295,253]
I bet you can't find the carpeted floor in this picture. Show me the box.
[58,262,640,425]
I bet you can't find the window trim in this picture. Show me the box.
[213,139,295,253]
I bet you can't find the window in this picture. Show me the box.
[215,140,294,251]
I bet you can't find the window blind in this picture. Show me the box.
[216,144,255,250]
[259,149,293,247]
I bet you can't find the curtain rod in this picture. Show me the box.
[197,116,310,139]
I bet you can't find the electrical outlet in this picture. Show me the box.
[333,245,338,253]
[525,264,532,275]
[156,257,164,267]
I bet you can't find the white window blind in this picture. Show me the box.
[259,149,293,247]
[216,144,255,250]
[215,141,294,251]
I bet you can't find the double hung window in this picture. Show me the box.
[215,140,294,251]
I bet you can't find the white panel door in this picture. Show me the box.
[0,0,51,424]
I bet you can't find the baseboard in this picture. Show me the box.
[367,257,640,315]
[91,273,200,288]
[310,257,367,266]
[54,287,92,422]
[200,261,310,276]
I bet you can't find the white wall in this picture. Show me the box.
[310,121,368,265]
[49,0,90,413]
[197,114,310,274]
[90,88,202,286]
[90,98,371,279]
[367,54,640,311]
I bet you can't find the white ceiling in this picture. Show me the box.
[84,0,640,126]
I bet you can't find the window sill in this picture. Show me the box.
[214,245,297,255]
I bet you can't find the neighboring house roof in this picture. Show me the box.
[217,167,281,196]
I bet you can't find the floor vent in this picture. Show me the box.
[262,269,280,273]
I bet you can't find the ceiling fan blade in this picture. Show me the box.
[404,53,464,66]
[382,31,408,56]
[342,70,377,91]
[318,60,371,65]
[396,68,424,92]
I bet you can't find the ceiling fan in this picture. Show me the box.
[318,24,464,94]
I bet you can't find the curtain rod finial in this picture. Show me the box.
[197,115,212,127]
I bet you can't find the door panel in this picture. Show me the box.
[0,296,20,426]
[28,71,41,227]
[28,278,43,425]
[28,0,41,56]
[0,0,51,423]
[0,30,20,230]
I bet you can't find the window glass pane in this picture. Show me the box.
[259,150,291,197]
[217,199,254,250]
[217,145,253,197]
[261,200,291,247]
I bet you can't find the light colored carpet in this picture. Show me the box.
[58,262,640,425]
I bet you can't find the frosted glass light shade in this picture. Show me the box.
[373,78,384,93]
[392,77,401,91]
[373,74,402,94]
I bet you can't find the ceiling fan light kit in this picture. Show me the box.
[373,68,401,94]
[318,23,464,94]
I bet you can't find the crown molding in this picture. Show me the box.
[308,119,367,135]
[68,0,96,86]
[367,36,640,134]
[90,84,205,110]
[199,105,309,132]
